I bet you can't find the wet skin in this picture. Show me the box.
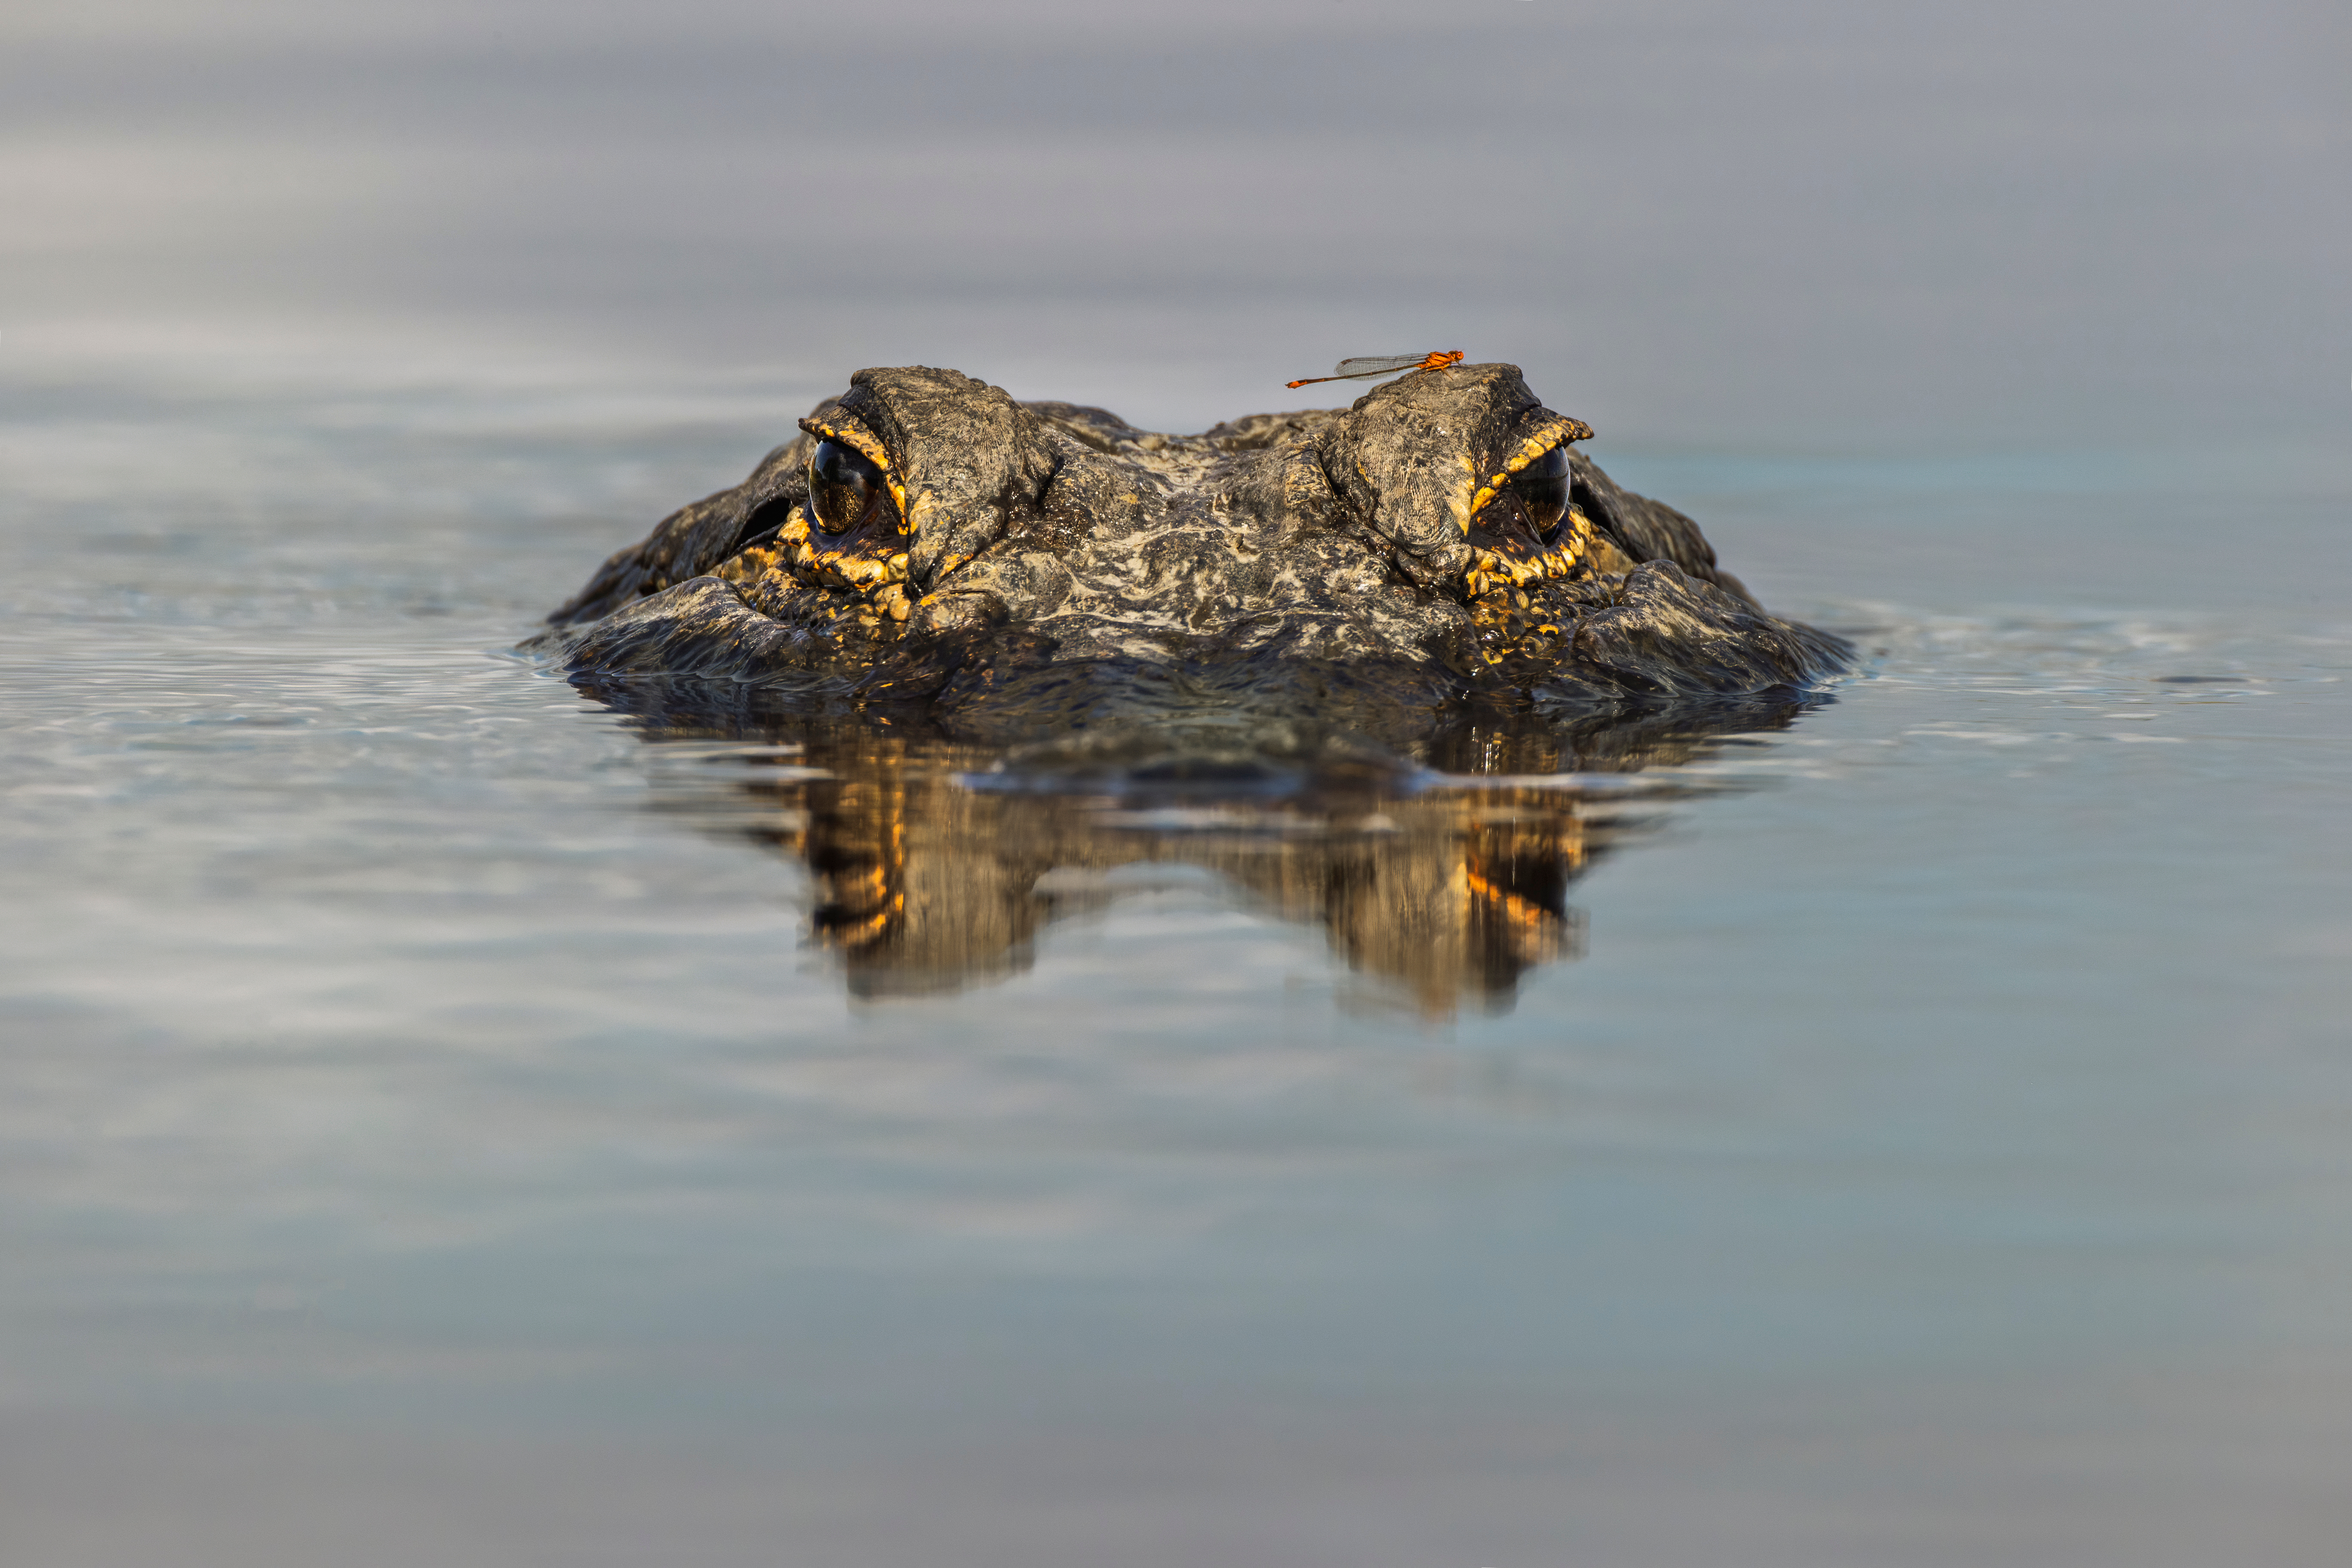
[536,362,1849,745]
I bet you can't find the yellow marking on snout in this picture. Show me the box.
[766,504,914,609]
[1460,502,1598,594]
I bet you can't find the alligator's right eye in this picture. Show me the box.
[808,439,888,536]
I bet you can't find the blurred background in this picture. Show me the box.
[4,3,2350,1564]
[8,0,2349,446]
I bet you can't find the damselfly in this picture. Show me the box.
[1285,351,1465,390]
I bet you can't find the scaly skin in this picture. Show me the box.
[535,362,1848,739]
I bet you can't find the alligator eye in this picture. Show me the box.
[1513,445,1571,538]
[807,439,888,536]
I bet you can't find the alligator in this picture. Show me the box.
[539,361,1850,1008]
[535,361,1849,748]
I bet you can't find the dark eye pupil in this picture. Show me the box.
[1513,446,1571,538]
[808,440,886,536]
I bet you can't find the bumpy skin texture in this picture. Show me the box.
[535,363,1848,741]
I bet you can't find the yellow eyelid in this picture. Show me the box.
[1466,415,1594,519]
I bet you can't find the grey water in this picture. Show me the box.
[5,3,2351,1563]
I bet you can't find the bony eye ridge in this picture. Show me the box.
[808,439,890,537]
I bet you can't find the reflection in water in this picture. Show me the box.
[581,680,1822,1015]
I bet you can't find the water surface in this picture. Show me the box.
[3,363,2347,1564]
[5,0,2352,1559]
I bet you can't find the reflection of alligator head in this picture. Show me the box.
[614,692,1812,1017]
[534,363,1848,744]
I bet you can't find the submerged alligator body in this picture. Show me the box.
[537,361,1847,744]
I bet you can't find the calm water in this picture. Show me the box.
[7,1,2352,1560]
[2,363,2347,1564]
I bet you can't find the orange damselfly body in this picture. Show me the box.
[1285,351,1465,389]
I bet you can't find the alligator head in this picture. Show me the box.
[536,362,1848,740]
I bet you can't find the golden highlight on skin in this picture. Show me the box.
[1463,503,1596,597]
[719,385,1631,675]
[717,504,918,646]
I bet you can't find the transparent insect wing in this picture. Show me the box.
[1331,355,1432,377]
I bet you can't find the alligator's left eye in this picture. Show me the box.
[808,439,888,536]
[1513,445,1571,538]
